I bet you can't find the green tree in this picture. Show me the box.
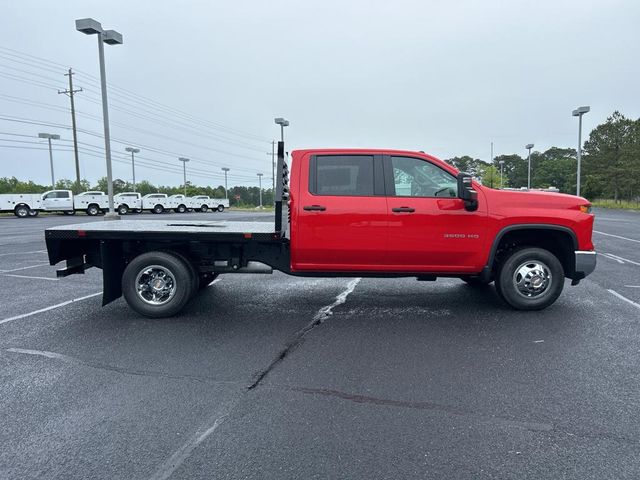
[479,164,505,189]
[583,111,640,201]
[445,156,487,177]
[494,154,527,189]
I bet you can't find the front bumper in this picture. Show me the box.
[574,250,597,279]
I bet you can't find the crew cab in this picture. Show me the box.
[45,143,596,317]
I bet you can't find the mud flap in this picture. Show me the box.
[101,240,124,306]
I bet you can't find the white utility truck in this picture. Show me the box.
[0,193,42,217]
[189,195,229,212]
[114,192,142,215]
[141,193,172,214]
[168,194,190,213]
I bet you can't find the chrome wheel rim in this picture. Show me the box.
[513,260,552,298]
[135,265,177,305]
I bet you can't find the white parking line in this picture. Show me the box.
[601,253,624,264]
[1,273,58,282]
[0,263,50,273]
[0,292,101,325]
[625,285,640,288]
[608,289,640,311]
[601,252,640,266]
[0,250,46,256]
[594,230,640,244]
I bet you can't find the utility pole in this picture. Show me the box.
[257,173,263,208]
[221,167,230,200]
[58,68,82,191]
[269,140,275,205]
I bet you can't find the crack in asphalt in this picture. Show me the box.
[247,277,361,390]
[6,347,240,385]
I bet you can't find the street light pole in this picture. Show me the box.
[525,143,534,189]
[274,117,289,143]
[221,167,230,200]
[76,18,123,218]
[179,157,190,196]
[499,160,505,189]
[572,106,590,197]
[257,173,263,208]
[125,147,140,191]
[38,133,60,188]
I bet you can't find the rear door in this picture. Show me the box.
[293,153,388,271]
[384,155,487,272]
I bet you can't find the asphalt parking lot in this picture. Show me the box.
[1,208,639,479]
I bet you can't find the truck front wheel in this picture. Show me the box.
[14,205,29,218]
[118,205,129,215]
[87,204,100,216]
[200,205,208,212]
[122,251,194,318]
[494,247,564,310]
[217,205,224,212]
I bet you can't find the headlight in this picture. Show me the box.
[579,204,592,214]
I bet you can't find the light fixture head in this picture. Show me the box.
[274,117,288,126]
[38,133,60,140]
[525,143,534,150]
[125,147,140,153]
[178,157,190,162]
[572,106,590,116]
[103,29,123,45]
[75,18,103,35]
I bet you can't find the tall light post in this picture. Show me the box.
[572,106,590,197]
[221,167,230,200]
[525,143,534,189]
[179,157,190,196]
[274,117,289,142]
[268,140,275,202]
[257,173,263,208]
[38,133,60,188]
[125,147,140,191]
[499,160,505,189]
[76,18,123,218]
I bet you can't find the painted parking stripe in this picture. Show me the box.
[0,263,50,273]
[1,273,58,282]
[608,289,640,311]
[0,292,101,325]
[594,230,640,244]
[0,250,47,256]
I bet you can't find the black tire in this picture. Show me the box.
[198,272,219,290]
[461,277,492,286]
[28,209,39,217]
[169,251,199,298]
[153,204,164,214]
[118,204,129,215]
[86,204,100,216]
[494,247,564,311]
[122,251,194,318]
[14,205,30,218]
[200,205,208,213]
[175,204,187,213]
[63,210,76,216]
[217,205,224,212]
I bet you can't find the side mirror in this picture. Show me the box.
[457,173,478,211]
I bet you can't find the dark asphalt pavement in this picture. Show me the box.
[0,208,639,479]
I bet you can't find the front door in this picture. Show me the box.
[384,155,487,272]
[293,153,388,271]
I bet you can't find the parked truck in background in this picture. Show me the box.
[141,193,171,214]
[45,142,596,317]
[168,194,190,213]
[189,195,229,212]
[114,192,142,215]
[0,193,42,217]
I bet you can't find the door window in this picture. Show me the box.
[390,156,457,197]
[311,155,375,196]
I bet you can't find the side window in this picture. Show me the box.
[58,191,70,199]
[390,156,458,198]
[43,192,54,199]
[311,155,374,196]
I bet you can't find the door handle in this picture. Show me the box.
[303,205,326,211]
[392,207,415,213]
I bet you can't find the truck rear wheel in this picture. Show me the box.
[122,251,194,318]
[200,205,208,212]
[494,247,564,310]
[175,204,187,213]
[217,205,224,212]
[14,205,29,218]
[153,204,164,214]
[118,205,129,215]
[87,204,100,216]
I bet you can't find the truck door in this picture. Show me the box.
[42,191,73,211]
[293,153,388,271]
[384,155,487,272]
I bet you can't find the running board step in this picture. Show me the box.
[213,261,273,274]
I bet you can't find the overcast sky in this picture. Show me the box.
[1,0,639,188]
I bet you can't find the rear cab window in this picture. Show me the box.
[309,155,384,196]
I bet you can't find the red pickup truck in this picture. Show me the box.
[45,143,596,317]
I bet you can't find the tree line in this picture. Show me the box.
[446,111,640,201]
[2,111,638,204]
